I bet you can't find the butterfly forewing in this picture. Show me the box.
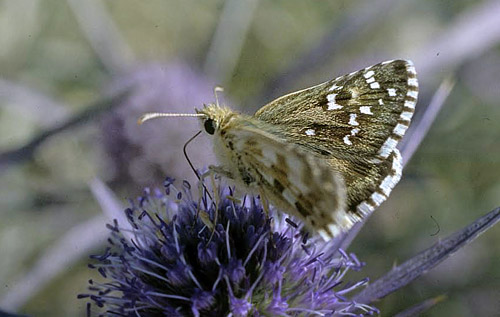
[255,60,417,157]
[254,59,417,217]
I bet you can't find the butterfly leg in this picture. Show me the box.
[259,189,270,215]
[200,165,234,180]
[199,166,232,245]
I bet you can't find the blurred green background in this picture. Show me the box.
[0,0,499,316]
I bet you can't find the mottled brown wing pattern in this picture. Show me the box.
[222,125,354,240]
[255,60,417,158]
[254,60,418,218]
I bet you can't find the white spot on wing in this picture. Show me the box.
[406,61,416,74]
[408,78,418,87]
[378,137,397,158]
[318,229,330,241]
[327,94,336,101]
[364,70,375,78]
[393,149,403,171]
[348,113,359,126]
[366,77,375,84]
[327,103,343,110]
[327,94,343,110]
[378,99,384,105]
[404,100,415,109]
[359,106,373,115]
[357,201,373,216]
[328,224,341,237]
[343,135,352,145]
[370,191,386,206]
[400,111,413,122]
[407,90,418,99]
[370,82,380,89]
[379,174,396,196]
[335,209,357,228]
[305,129,315,136]
[344,127,360,146]
[393,123,407,137]
[329,84,342,91]
[387,88,397,96]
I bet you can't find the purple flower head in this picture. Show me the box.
[80,177,377,316]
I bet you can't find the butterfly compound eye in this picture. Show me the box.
[204,119,216,135]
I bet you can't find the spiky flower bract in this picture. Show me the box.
[79,177,377,316]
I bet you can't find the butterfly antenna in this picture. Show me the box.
[183,131,220,242]
[138,112,205,125]
[213,86,224,107]
[183,130,203,181]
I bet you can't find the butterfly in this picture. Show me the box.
[139,60,418,241]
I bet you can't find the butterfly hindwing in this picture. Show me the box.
[218,122,354,239]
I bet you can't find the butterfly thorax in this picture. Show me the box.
[196,104,237,130]
[198,104,280,190]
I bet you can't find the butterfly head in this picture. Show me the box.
[138,86,235,135]
[196,104,235,135]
